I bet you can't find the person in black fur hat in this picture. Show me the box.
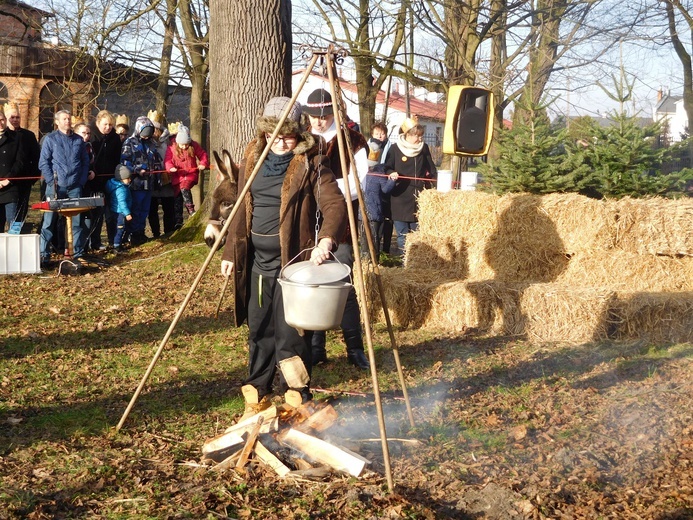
[304,87,371,370]
[219,96,347,420]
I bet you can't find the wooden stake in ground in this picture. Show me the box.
[324,46,394,490]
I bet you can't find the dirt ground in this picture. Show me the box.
[0,243,691,519]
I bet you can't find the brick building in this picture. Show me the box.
[0,0,98,138]
[0,0,192,140]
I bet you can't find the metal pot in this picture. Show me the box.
[278,260,352,330]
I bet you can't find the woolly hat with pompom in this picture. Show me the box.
[176,125,191,144]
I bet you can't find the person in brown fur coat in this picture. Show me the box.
[220,96,347,420]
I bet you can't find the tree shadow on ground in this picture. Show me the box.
[1,314,232,359]
[0,369,247,452]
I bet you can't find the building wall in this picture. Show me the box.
[0,75,93,137]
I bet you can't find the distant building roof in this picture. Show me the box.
[293,70,447,123]
[655,94,681,114]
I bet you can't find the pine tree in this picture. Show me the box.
[479,113,590,194]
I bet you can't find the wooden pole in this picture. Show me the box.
[322,52,416,428]
[116,55,321,431]
[324,47,394,491]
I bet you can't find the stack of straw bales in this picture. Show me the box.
[366,191,693,343]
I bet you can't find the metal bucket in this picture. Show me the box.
[278,259,352,330]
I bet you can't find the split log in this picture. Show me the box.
[285,466,333,480]
[225,406,278,433]
[211,448,243,473]
[291,457,313,471]
[202,431,245,456]
[295,404,338,433]
[236,416,264,469]
[279,428,368,477]
[255,440,290,477]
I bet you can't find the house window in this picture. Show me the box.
[0,82,8,106]
[39,82,73,138]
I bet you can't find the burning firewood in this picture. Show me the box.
[236,416,264,469]
[254,440,290,477]
[201,400,370,479]
[278,428,368,477]
[294,404,338,433]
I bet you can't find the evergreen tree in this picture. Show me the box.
[479,113,590,194]
[576,113,686,197]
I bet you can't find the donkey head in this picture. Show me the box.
[204,149,239,249]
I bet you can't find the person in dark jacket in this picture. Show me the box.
[0,109,25,231]
[383,117,437,254]
[39,110,90,265]
[220,96,347,420]
[120,116,162,245]
[87,110,122,250]
[358,165,397,261]
[304,87,371,370]
[4,102,39,228]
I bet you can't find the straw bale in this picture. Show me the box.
[520,284,616,343]
[610,197,693,256]
[366,269,524,334]
[482,193,571,283]
[557,251,693,292]
[364,268,441,329]
[423,280,523,334]
[403,232,473,277]
[600,291,693,343]
[540,193,617,253]
[416,190,499,240]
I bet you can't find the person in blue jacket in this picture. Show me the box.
[39,110,90,267]
[120,116,162,246]
[105,164,133,252]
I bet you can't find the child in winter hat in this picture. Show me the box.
[176,125,191,145]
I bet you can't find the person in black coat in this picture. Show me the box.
[0,109,25,231]
[87,110,123,250]
[4,102,39,228]
[383,117,437,255]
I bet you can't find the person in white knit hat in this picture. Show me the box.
[164,124,209,220]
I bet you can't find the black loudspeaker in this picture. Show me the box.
[443,86,494,157]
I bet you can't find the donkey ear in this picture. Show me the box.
[222,149,238,185]
[212,150,227,183]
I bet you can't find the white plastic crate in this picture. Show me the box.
[0,233,41,274]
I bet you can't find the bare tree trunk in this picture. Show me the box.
[488,0,507,162]
[155,0,175,115]
[178,0,209,207]
[664,0,693,137]
[209,0,292,161]
[513,0,565,124]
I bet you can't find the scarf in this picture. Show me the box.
[260,150,294,177]
[397,134,424,158]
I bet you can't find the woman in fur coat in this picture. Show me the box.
[220,97,347,420]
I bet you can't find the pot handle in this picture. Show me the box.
[279,247,351,283]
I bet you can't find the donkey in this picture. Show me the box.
[204,149,239,249]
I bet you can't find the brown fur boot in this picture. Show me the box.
[239,384,271,422]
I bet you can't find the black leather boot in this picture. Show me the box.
[343,329,369,370]
[311,331,328,365]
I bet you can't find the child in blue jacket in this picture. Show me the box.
[359,164,398,261]
[105,164,133,251]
